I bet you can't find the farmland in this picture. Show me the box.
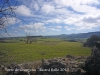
[0,38,91,65]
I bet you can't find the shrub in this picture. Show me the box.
[83,35,100,47]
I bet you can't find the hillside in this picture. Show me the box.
[46,31,100,39]
[0,31,100,40]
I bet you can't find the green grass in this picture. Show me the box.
[0,41,91,65]
[38,38,62,42]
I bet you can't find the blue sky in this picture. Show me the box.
[1,0,100,37]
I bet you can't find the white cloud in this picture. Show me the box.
[54,0,99,7]
[54,0,100,15]
[54,8,71,15]
[34,3,39,11]
[20,22,47,33]
[72,5,100,15]
[14,0,100,35]
[63,17,78,25]
[45,18,62,24]
[82,16,100,23]
[67,15,100,30]
[75,0,99,5]
[2,17,20,26]
[64,26,75,30]
[48,26,62,31]
[54,0,71,7]
[41,4,54,14]
[15,5,33,16]
[56,26,62,29]
[14,31,18,32]
[8,18,20,25]
[49,28,60,31]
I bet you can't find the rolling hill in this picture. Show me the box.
[46,31,100,39]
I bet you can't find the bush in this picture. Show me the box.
[82,46,100,75]
[68,40,77,42]
[83,35,100,47]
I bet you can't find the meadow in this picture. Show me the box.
[0,38,91,65]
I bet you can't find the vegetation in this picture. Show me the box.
[82,43,100,75]
[46,31,100,39]
[83,35,100,47]
[0,0,18,36]
[0,38,91,65]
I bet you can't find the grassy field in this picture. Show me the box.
[0,38,91,65]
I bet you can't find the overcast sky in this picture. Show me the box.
[1,0,100,37]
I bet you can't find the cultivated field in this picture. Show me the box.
[0,38,91,65]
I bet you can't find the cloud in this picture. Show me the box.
[82,16,100,23]
[71,5,100,15]
[48,26,62,31]
[64,26,75,30]
[56,26,62,29]
[15,5,33,16]
[54,8,71,15]
[7,18,20,25]
[63,17,78,25]
[45,18,62,24]
[10,0,100,35]
[54,0,99,7]
[34,3,39,11]
[20,22,47,33]
[54,0,100,15]
[41,4,54,14]
[2,17,20,26]
[49,28,60,31]
[68,16,100,30]
[62,16,99,30]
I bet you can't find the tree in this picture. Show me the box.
[0,0,17,36]
[82,43,100,75]
[83,35,100,47]
[0,0,19,65]
[26,36,42,44]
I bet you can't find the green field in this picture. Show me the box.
[0,38,91,65]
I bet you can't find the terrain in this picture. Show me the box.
[0,38,91,65]
[46,31,100,39]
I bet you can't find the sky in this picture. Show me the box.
[1,0,100,37]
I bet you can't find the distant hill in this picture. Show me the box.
[46,31,100,39]
[0,31,100,39]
